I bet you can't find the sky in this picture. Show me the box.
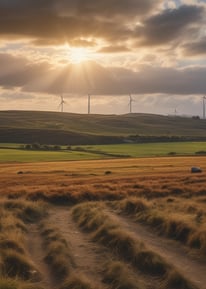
[0,0,206,116]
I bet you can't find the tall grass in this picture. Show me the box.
[103,260,145,289]
[0,277,44,289]
[0,200,46,284]
[59,274,101,289]
[1,199,47,223]
[112,197,206,254]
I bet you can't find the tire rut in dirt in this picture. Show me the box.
[48,206,109,289]
[27,223,57,289]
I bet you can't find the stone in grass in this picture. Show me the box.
[191,167,202,173]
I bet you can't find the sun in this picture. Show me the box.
[68,47,92,64]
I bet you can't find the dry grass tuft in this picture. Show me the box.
[103,260,145,289]
[1,250,36,280]
[0,200,46,284]
[1,199,47,223]
[165,270,197,289]
[0,239,25,254]
[40,222,75,281]
[0,277,44,289]
[117,197,150,215]
[59,273,100,289]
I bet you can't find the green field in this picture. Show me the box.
[0,148,103,162]
[82,142,206,157]
[1,142,206,162]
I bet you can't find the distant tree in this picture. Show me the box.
[24,144,31,150]
[31,143,41,150]
[43,145,50,150]
[53,145,61,151]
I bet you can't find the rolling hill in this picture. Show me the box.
[0,110,206,145]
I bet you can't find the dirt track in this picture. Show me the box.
[27,224,56,289]
[26,206,206,289]
[48,207,109,289]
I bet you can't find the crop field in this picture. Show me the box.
[1,141,206,162]
[81,141,206,157]
[0,148,104,162]
[0,156,206,289]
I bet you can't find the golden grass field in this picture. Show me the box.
[1,156,206,289]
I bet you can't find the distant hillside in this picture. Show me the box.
[0,110,206,145]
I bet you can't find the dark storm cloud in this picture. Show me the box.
[55,0,158,18]
[0,0,158,18]
[183,38,206,56]
[0,0,205,51]
[1,53,206,95]
[135,5,204,46]
[0,0,160,43]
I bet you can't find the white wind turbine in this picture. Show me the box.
[129,94,135,113]
[59,94,65,112]
[202,96,206,119]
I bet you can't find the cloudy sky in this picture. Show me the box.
[0,0,206,115]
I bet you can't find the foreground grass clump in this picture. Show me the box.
[40,222,75,281]
[129,207,206,253]
[0,208,27,233]
[1,199,47,223]
[111,197,150,215]
[0,212,36,280]
[112,197,206,254]
[59,274,100,289]
[103,260,145,289]
[0,200,47,283]
[188,230,206,252]
[0,239,25,254]
[0,277,44,289]
[165,270,197,289]
[1,250,36,280]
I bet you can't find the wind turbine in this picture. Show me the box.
[203,96,206,119]
[174,106,178,116]
[59,94,65,112]
[88,94,91,114]
[129,94,135,113]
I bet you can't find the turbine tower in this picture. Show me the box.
[129,94,134,113]
[88,94,91,114]
[60,94,65,113]
[203,96,206,119]
[174,106,178,116]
